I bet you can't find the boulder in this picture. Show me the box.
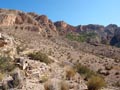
[10,68,24,89]
[16,57,29,70]
[1,68,24,90]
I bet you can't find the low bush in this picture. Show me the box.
[0,73,4,81]
[28,51,52,64]
[74,64,96,79]
[39,74,49,83]
[65,66,76,80]
[0,56,15,73]
[74,63,106,90]
[61,81,69,90]
[87,76,106,90]
[44,80,69,90]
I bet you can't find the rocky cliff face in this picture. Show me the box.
[27,13,59,37]
[0,13,16,26]
[55,21,76,31]
[0,9,39,26]
[54,21,76,35]
[0,9,58,38]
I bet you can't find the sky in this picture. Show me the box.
[0,0,120,26]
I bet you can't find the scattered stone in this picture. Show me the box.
[98,69,110,76]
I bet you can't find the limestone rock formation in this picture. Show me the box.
[28,14,58,37]
[55,21,76,35]
[0,13,16,26]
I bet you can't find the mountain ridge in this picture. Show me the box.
[1,8,120,47]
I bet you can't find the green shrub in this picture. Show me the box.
[28,51,51,64]
[74,64,96,79]
[0,56,15,73]
[87,76,106,90]
[16,44,26,54]
[66,33,86,42]
[66,32,97,42]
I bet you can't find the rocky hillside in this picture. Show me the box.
[0,9,119,90]
[0,9,120,47]
[55,22,120,47]
[54,20,120,48]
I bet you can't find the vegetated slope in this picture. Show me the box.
[0,9,119,90]
[55,21,120,47]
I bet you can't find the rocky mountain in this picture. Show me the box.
[0,9,119,90]
[54,20,120,47]
[0,9,120,46]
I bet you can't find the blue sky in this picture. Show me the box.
[0,0,120,26]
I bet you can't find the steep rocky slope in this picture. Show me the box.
[0,9,119,90]
[55,21,120,47]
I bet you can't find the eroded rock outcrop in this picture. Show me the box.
[0,13,16,26]
[35,15,58,37]
[54,21,76,35]
[0,9,58,37]
[2,68,24,90]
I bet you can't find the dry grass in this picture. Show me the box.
[44,80,69,90]
[0,73,4,81]
[87,76,106,90]
[65,66,76,80]
[44,80,53,90]
[61,81,69,90]
[39,74,49,83]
